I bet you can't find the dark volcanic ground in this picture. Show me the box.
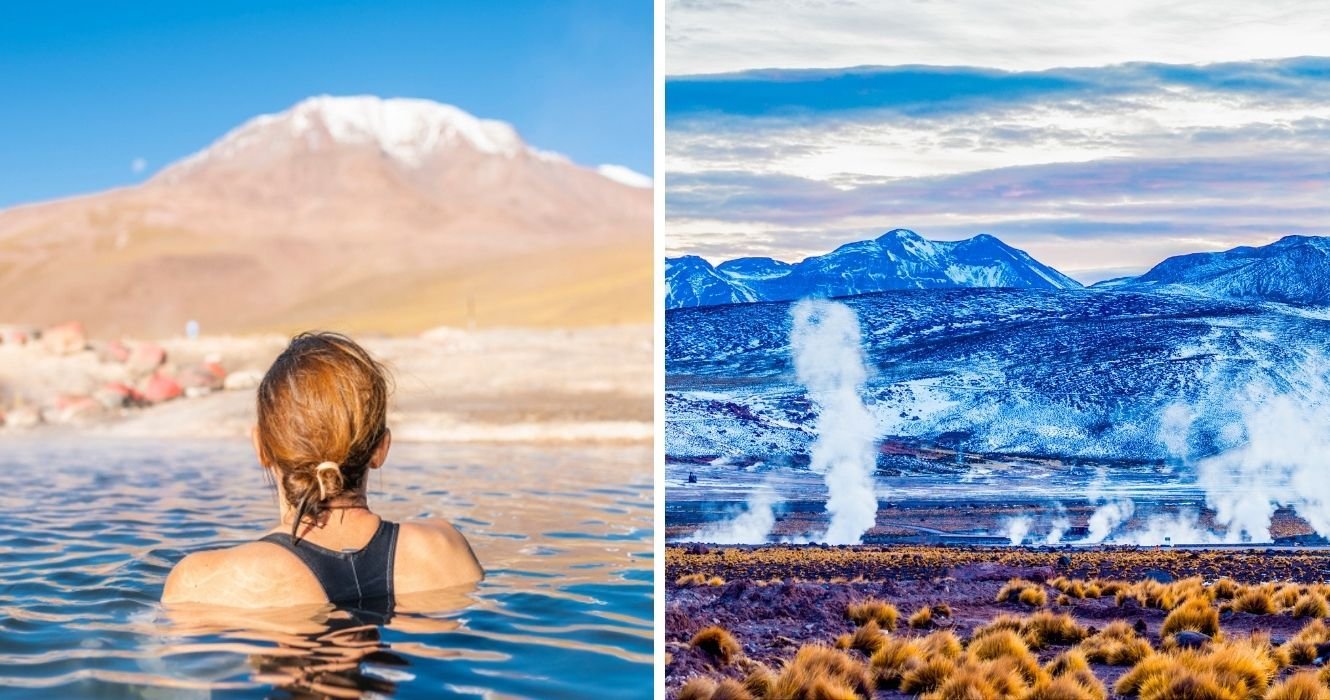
[665,545,1330,698]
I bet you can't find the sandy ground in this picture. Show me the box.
[0,325,651,443]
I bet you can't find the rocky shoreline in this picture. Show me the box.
[0,322,651,443]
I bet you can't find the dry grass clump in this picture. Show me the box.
[1211,578,1240,600]
[997,578,1048,607]
[898,656,956,695]
[1080,620,1154,666]
[743,665,776,698]
[1276,584,1304,610]
[908,603,952,630]
[869,636,925,688]
[1268,672,1330,700]
[836,620,887,656]
[1027,675,1108,700]
[1114,633,1280,699]
[920,630,964,660]
[691,626,743,666]
[1046,649,1091,677]
[1021,586,1049,608]
[1022,611,1089,648]
[1232,587,1276,615]
[921,658,1029,700]
[1279,619,1330,665]
[676,572,726,587]
[678,676,720,700]
[1160,596,1220,638]
[1293,592,1330,619]
[771,644,873,700]
[845,598,898,631]
[967,629,1047,687]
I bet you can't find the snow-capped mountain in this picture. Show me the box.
[0,95,651,335]
[664,229,1081,309]
[1097,235,1330,307]
[666,287,1330,464]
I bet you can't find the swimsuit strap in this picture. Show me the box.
[261,519,400,611]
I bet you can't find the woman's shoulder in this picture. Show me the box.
[393,519,485,592]
[161,540,324,608]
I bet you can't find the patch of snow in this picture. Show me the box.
[595,164,653,188]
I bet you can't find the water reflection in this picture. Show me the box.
[0,439,651,698]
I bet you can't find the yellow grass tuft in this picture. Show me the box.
[1267,672,1330,700]
[1020,586,1049,608]
[920,659,1028,700]
[1026,674,1108,700]
[1046,649,1091,677]
[677,573,709,587]
[920,630,964,660]
[710,678,755,700]
[771,644,873,700]
[691,626,743,666]
[1021,611,1089,648]
[1210,578,1240,600]
[743,665,776,699]
[1080,621,1154,666]
[1115,633,1280,700]
[899,656,956,695]
[967,629,1047,687]
[997,578,1047,607]
[678,676,719,700]
[1232,587,1276,615]
[909,605,935,629]
[844,620,887,656]
[1281,619,1330,665]
[845,598,899,631]
[869,636,925,688]
[1161,597,1220,638]
[1294,592,1330,619]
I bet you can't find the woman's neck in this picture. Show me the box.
[277,492,374,528]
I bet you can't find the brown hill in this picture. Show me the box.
[0,95,652,337]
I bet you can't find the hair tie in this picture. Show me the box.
[314,461,340,499]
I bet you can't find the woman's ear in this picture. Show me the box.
[371,428,392,469]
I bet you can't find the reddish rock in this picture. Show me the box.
[127,342,167,373]
[223,368,264,391]
[51,395,103,423]
[99,339,131,363]
[204,360,227,381]
[41,321,86,355]
[5,405,41,428]
[141,371,183,403]
[179,363,225,391]
[94,382,142,409]
[0,325,32,346]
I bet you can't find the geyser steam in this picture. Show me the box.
[791,300,880,545]
[686,482,780,545]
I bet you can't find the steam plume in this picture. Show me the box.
[791,300,880,545]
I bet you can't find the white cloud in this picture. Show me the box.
[667,0,1330,75]
[130,157,147,174]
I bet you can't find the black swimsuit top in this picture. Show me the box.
[261,519,400,616]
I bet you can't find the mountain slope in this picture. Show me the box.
[0,95,651,336]
[664,229,1080,309]
[1099,235,1330,307]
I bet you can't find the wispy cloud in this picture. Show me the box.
[130,157,147,174]
[666,0,1330,75]
[666,56,1330,280]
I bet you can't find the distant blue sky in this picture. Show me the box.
[0,0,652,208]
[665,0,1330,282]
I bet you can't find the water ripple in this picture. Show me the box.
[0,437,652,698]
